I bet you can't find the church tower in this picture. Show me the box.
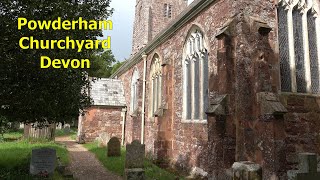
[132,0,188,54]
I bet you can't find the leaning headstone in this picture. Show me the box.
[232,161,262,180]
[125,140,145,180]
[288,153,320,180]
[107,137,121,157]
[30,148,56,177]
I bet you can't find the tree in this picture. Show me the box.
[87,50,116,78]
[111,60,125,75]
[0,0,113,126]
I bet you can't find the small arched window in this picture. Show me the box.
[149,54,162,116]
[131,68,139,113]
[183,28,208,120]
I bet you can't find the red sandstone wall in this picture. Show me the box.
[119,0,320,178]
[280,95,320,168]
[132,0,187,54]
[120,0,238,173]
[80,107,123,142]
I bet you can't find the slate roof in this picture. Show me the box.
[90,78,126,107]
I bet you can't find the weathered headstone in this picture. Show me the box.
[126,140,145,168]
[232,161,262,180]
[125,140,145,180]
[288,153,320,180]
[107,137,121,157]
[30,148,56,177]
[96,132,110,147]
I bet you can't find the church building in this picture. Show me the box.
[81,0,320,179]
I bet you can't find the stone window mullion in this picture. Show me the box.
[134,82,137,110]
[286,4,298,92]
[184,59,191,119]
[151,77,155,115]
[302,6,312,93]
[200,51,208,120]
[158,74,162,109]
[154,75,158,111]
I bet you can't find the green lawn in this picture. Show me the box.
[0,130,70,179]
[3,129,24,141]
[83,142,183,180]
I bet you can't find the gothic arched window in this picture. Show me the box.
[149,54,162,116]
[278,0,320,94]
[183,28,208,120]
[131,68,139,113]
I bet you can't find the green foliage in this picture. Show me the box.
[3,129,24,142]
[0,116,11,141]
[55,127,77,137]
[111,61,125,75]
[0,0,113,124]
[83,141,182,180]
[87,50,116,78]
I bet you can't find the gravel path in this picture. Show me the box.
[56,136,122,180]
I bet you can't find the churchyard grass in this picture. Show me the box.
[84,141,183,180]
[0,130,70,179]
[55,127,77,138]
[2,129,24,141]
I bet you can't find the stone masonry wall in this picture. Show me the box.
[80,107,123,143]
[131,0,187,54]
[119,0,320,178]
[120,0,238,174]
[280,94,320,170]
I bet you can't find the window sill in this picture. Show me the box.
[130,109,139,117]
[181,119,207,124]
[279,92,320,98]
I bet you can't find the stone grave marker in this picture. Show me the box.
[232,161,262,180]
[30,148,56,177]
[291,153,320,180]
[125,140,145,180]
[126,140,145,168]
[107,137,121,157]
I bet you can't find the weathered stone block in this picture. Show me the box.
[125,168,145,180]
[232,161,262,180]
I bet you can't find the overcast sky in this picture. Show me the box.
[102,0,135,62]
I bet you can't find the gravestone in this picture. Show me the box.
[107,137,121,157]
[232,161,262,180]
[125,140,145,180]
[288,153,320,180]
[30,148,56,177]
